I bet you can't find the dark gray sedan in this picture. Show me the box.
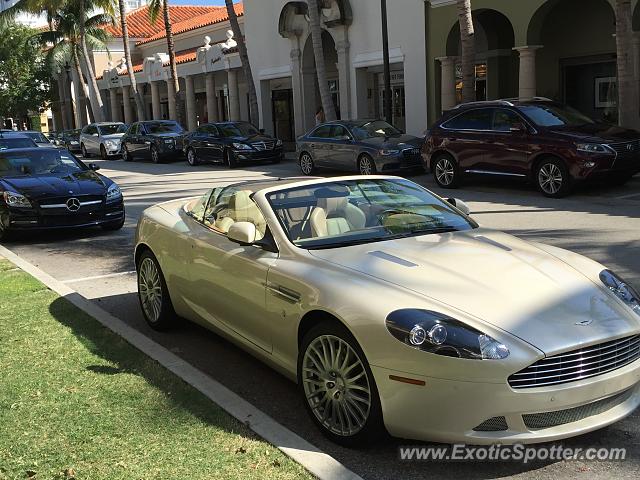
[296,120,424,175]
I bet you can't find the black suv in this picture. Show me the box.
[423,99,640,197]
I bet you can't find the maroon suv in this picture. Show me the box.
[423,99,640,197]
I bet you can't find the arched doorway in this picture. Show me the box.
[301,30,339,131]
[445,9,517,102]
[528,0,616,121]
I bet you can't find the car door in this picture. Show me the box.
[124,123,138,154]
[326,124,357,170]
[86,125,100,154]
[186,186,277,352]
[306,125,334,167]
[189,126,209,160]
[138,123,152,158]
[440,108,494,173]
[202,124,224,162]
[483,108,532,176]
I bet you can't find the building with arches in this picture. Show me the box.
[428,0,640,127]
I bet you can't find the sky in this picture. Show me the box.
[170,0,228,5]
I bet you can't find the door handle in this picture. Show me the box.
[310,144,316,149]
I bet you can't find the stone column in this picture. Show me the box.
[166,79,177,121]
[336,40,351,119]
[437,56,457,112]
[514,46,542,100]
[185,75,197,131]
[227,68,240,121]
[290,47,305,137]
[122,85,133,124]
[205,73,218,123]
[109,88,120,122]
[150,80,161,120]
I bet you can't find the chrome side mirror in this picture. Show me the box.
[228,222,257,245]
[447,198,471,215]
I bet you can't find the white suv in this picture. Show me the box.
[80,122,127,159]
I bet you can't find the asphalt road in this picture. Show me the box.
[3,155,640,479]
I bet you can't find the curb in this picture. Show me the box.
[0,244,362,480]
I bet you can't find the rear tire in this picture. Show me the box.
[186,148,198,166]
[432,154,460,188]
[225,149,238,169]
[137,251,176,331]
[151,146,160,164]
[299,152,315,175]
[298,321,385,447]
[535,158,571,198]
[122,146,133,162]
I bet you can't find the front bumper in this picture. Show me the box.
[232,147,285,163]
[104,144,122,156]
[373,358,640,444]
[1,200,125,231]
[571,150,640,180]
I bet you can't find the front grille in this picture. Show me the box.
[38,195,104,208]
[252,140,276,151]
[523,388,634,429]
[509,335,640,389]
[473,416,508,432]
[606,140,640,162]
[402,148,423,166]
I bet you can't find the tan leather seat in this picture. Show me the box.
[223,190,267,240]
[310,197,366,237]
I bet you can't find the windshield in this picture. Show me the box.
[351,120,402,140]
[0,150,84,176]
[98,124,127,135]
[516,104,595,127]
[217,122,260,138]
[268,178,476,249]
[145,122,183,134]
[25,132,49,143]
[0,137,36,150]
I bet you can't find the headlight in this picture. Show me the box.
[276,139,283,147]
[106,183,122,202]
[3,191,32,208]
[576,143,610,153]
[600,270,640,317]
[380,149,400,156]
[232,143,253,150]
[104,140,119,148]
[386,309,510,360]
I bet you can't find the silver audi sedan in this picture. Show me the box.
[296,120,424,176]
[135,175,640,446]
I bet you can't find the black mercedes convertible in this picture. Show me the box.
[0,148,125,240]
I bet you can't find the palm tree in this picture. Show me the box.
[615,0,635,127]
[31,3,112,126]
[307,0,337,121]
[456,0,475,103]
[117,0,145,120]
[225,0,258,125]
[148,0,182,123]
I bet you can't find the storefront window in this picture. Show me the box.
[455,63,487,103]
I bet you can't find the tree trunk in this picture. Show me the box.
[457,0,475,103]
[615,0,635,127]
[119,0,145,121]
[307,0,337,121]
[225,0,259,125]
[71,48,91,126]
[163,0,183,124]
[78,0,105,121]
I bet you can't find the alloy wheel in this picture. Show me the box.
[151,147,159,164]
[187,149,197,166]
[358,156,374,175]
[301,334,372,437]
[138,257,163,324]
[538,163,563,195]
[300,154,314,175]
[435,157,455,186]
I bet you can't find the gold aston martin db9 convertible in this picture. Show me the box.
[135,175,640,446]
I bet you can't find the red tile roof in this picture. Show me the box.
[105,5,224,38]
[136,3,244,45]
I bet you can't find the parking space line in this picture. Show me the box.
[64,271,137,284]
[613,192,640,200]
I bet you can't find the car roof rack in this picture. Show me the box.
[450,99,515,110]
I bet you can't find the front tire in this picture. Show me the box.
[81,144,90,158]
[122,146,133,162]
[432,154,460,188]
[150,145,160,164]
[299,152,315,175]
[101,217,125,231]
[298,321,384,447]
[137,251,176,331]
[535,158,571,198]
[100,145,108,160]
[225,149,238,169]
[186,148,199,166]
[358,154,376,175]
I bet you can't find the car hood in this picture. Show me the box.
[1,171,108,200]
[360,134,423,149]
[309,228,639,355]
[102,133,125,140]
[547,123,640,143]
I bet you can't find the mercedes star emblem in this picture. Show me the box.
[66,197,81,212]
